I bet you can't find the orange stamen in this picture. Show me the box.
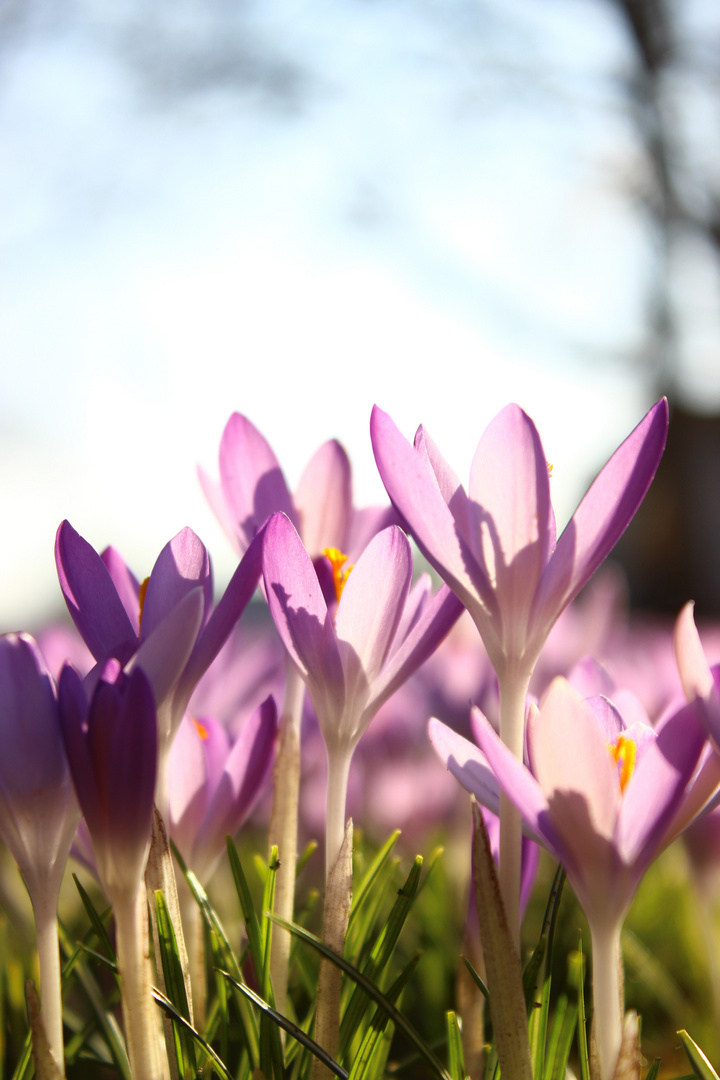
[193,718,210,741]
[607,733,636,793]
[138,577,150,634]
[322,547,353,603]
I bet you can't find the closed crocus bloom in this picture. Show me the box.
[0,634,81,1074]
[263,512,463,876]
[58,661,168,1080]
[430,679,707,1080]
[55,520,265,821]
[371,400,668,940]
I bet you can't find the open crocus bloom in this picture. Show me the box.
[263,512,463,872]
[55,519,265,817]
[371,400,668,680]
[430,678,708,1080]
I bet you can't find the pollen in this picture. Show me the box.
[193,719,210,741]
[138,576,150,634]
[323,546,354,603]
[546,461,553,477]
[607,733,636,793]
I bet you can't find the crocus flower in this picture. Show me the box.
[430,678,707,1080]
[58,660,168,1080]
[263,512,464,875]
[371,399,668,938]
[168,699,278,883]
[0,634,82,1073]
[200,412,395,563]
[55,519,265,819]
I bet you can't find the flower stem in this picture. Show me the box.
[324,745,353,883]
[590,919,623,1080]
[113,885,169,1080]
[268,662,305,1016]
[32,878,65,1075]
[497,669,531,949]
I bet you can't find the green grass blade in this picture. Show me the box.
[446,1011,466,1080]
[72,875,116,961]
[574,938,590,1080]
[340,856,422,1052]
[270,913,454,1080]
[219,970,349,1079]
[152,985,232,1080]
[226,836,265,983]
[347,954,420,1080]
[348,831,401,932]
[461,956,490,1004]
[678,1029,720,1080]
[154,889,197,1078]
[259,847,284,1080]
[644,1060,661,1080]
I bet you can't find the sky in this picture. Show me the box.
[2,0,719,629]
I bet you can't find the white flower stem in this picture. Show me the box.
[324,744,353,883]
[497,668,531,949]
[268,662,305,1016]
[590,919,624,1080]
[32,878,65,1075]
[113,885,169,1080]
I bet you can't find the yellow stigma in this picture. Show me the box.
[323,547,354,603]
[138,576,150,634]
[547,461,553,477]
[193,719,210,741]
[607,734,636,793]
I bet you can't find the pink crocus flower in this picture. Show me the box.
[262,512,463,875]
[371,399,668,939]
[55,520,265,820]
[168,700,277,883]
[430,678,707,1080]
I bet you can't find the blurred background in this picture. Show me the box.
[2,0,720,628]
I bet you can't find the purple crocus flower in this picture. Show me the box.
[263,511,463,874]
[168,698,277,883]
[55,519,265,819]
[371,399,668,939]
[430,678,707,1080]
[0,634,82,1073]
[58,661,157,896]
[58,660,169,1079]
[370,401,668,681]
[200,412,395,563]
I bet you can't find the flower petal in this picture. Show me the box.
[141,527,212,637]
[55,521,137,659]
[263,513,344,730]
[101,547,141,630]
[335,526,412,694]
[428,716,502,818]
[295,440,352,557]
[219,413,296,551]
[530,399,668,645]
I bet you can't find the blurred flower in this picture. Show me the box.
[168,699,277,883]
[0,633,81,1073]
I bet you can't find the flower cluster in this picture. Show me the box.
[2,397,719,1080]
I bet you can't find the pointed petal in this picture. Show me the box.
[531,398,668,644]
[295,440,352,557]
[198,464,242,555]
[428,717,502,817]
[129,588,205,712]
[468,404,554,611]
[55,521,137,659]
[262,513,344,729]
[619,701,706,865]
[370,406,495,626]
[141,527,212,637]
[674,601,715,700]
[101,547,141,630]
[218,413,296,550]
[368,585,464,718]
[335,526,412,693]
